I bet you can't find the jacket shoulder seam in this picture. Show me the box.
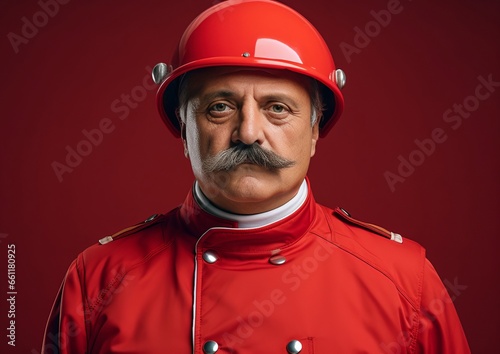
[314,232,420,311]
[409,246,426,352]
[79,220,173,336]
[75,254,90,351]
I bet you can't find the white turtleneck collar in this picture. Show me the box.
[193,179,308,229]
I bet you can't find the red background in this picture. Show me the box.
[0,0,498,352]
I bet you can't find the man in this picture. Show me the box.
[43,0,470,353]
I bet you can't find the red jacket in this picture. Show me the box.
[43,184,470,353]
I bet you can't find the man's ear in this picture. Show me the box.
[310,120,320,158]
[176,108,189,158]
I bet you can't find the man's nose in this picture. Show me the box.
[232,102,265,145]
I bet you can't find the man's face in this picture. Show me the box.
[179,67,320,214]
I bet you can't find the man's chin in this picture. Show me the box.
[212,170,273,193]
[200,167,281,199]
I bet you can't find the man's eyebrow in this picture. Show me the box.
[196,90,303,108]
[198,90,236,103]
[261,94,301,109]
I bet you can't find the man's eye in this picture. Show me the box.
[270,104,287,113]
[210,103,229,112]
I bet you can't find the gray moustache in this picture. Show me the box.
[202,143,295,173]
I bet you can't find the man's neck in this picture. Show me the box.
[193,179,308,228]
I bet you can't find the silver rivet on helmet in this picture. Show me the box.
[242,52,251,57]
[152,63,172,84]
[335,69,346,90]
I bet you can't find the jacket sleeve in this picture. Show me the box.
[42,258,88,353]
[416,259,470,353]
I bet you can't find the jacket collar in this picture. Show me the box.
[178,178,317,254]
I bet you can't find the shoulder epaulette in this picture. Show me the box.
[334,207,403,243]
[98,214,165,245]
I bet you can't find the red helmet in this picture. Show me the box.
[153,0,345,138]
